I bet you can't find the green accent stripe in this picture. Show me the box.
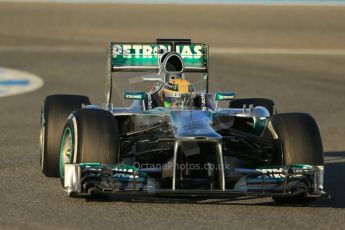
[59,127,73,179]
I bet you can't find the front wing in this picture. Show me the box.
[64,163,325,198]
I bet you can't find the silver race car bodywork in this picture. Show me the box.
[40,39,325,203]
[61,39,325,200]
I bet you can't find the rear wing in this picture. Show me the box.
[107,42,209,73]
[105,39,209,107]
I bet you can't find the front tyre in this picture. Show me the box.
[40,94,90,177]
[270,113,324,204]
[59,109,120,179]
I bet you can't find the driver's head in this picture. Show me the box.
[160,74,195,107]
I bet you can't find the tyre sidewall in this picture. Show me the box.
[41,95,90,177]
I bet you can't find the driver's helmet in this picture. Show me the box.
[160,74,195,108]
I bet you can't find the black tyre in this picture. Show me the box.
[270,113,324,204]
[59,109,119,179]
[229,98,276,116]
[40,94,90,177]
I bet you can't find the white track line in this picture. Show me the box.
[212,47,345,56]
[1,45,345,56]
[0,46,103,53]
[210,47,345,55]
[0,0,345,6]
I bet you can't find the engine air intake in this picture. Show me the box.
[162,53,184,73]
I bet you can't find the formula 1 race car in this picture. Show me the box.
[40,38,325,204]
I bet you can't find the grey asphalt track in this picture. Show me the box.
[0,2,345,229]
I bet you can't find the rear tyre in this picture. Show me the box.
[270,113,324,204]
[229,98,276,116]
[59,109,120,179]
[41,94,90,177]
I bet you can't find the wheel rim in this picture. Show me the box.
[59,127,73,179]
[40,110,45,170]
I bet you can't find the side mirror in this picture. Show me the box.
[123,91,145,100]
[215,92,236,101]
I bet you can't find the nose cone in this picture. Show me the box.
[170,110,221,140]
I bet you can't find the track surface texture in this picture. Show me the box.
[0,3,344,230]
